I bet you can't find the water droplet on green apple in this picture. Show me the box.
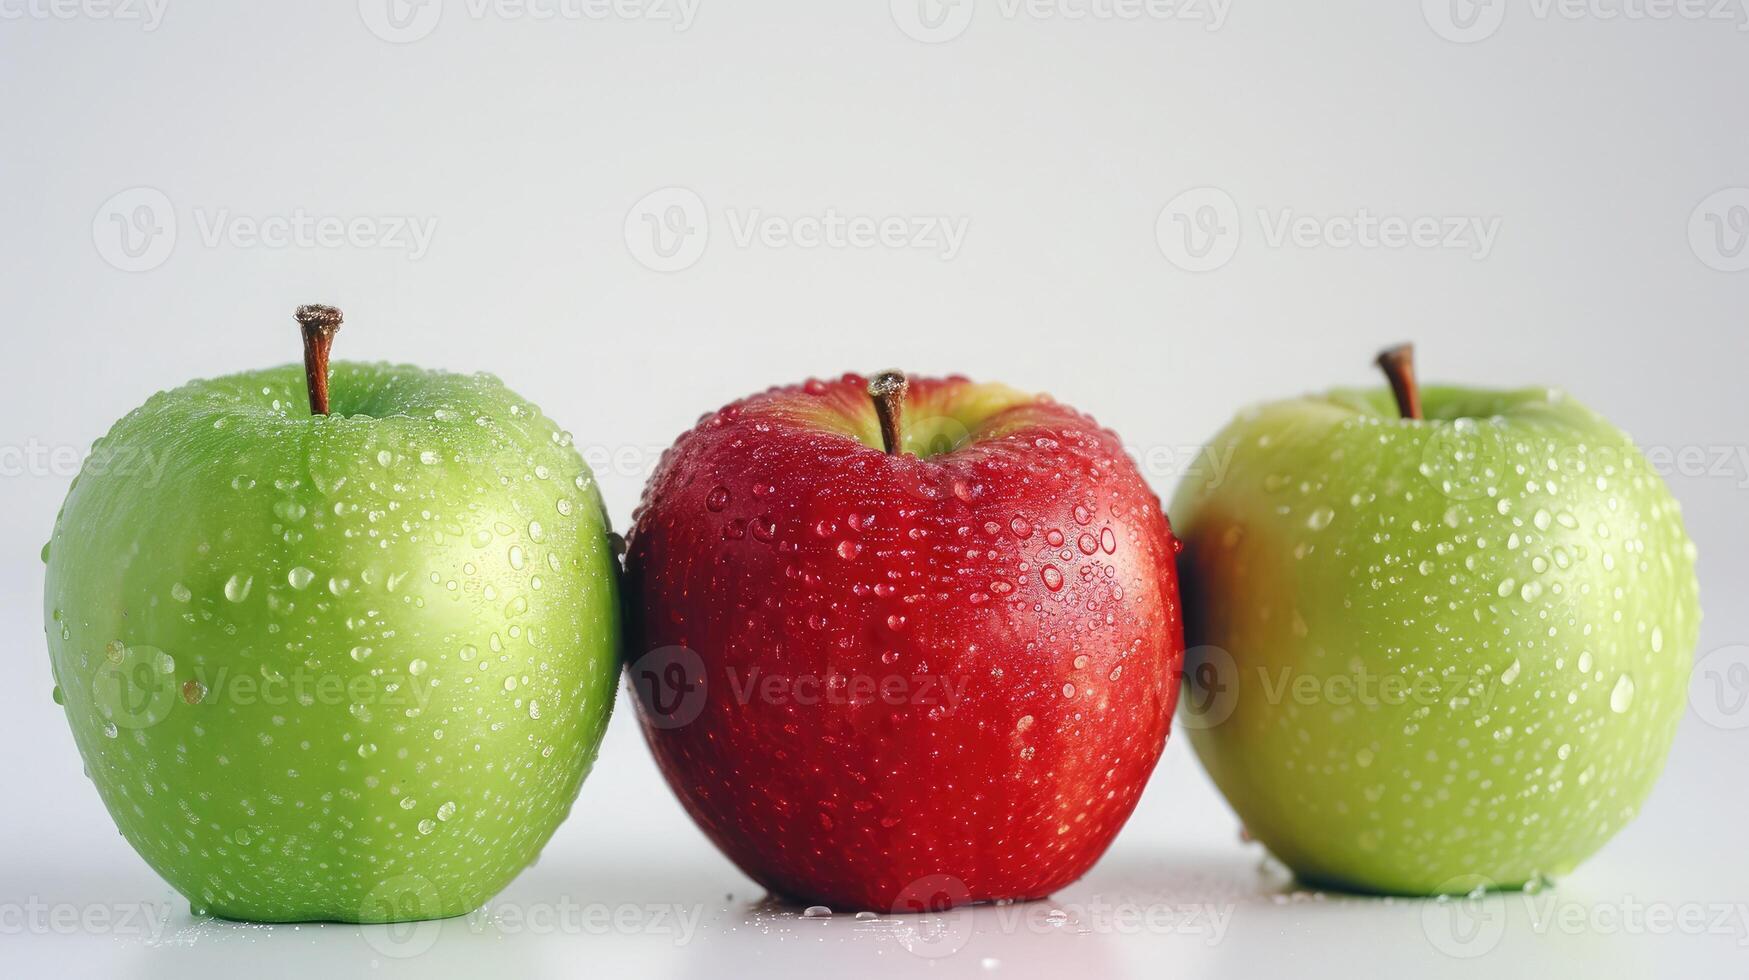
[171,583,192,603]
[1307,507,1335,531]
[1610,674,1635,713]
[287,567,315,590]
[223,574,254,603]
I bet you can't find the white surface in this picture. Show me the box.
[3,3,1748,977]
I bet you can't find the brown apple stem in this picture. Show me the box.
[296,304,343,416]
[867,370,908,455]
[1375,343,1423,421]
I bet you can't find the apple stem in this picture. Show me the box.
[296,304,344,416]
[1375,343,1423,421]
[867,370,908,455]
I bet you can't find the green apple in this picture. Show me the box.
[1172,346,1699,895]
[43,306,620,922]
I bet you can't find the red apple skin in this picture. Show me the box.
[624,374,1183,911]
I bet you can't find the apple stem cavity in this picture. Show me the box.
[296,304,344,417]
[1375,343,1423,421]
[867,370,909,456]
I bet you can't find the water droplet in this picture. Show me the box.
[171,582,192,603]
[181,680,206,704]
[1077,533,1099,555]
[408,658,429,676]
[1500,659,1521,685]
[437,800,457,821]
[803,906,832,918]
[417,819,436,835]
[1610,674,1636,713]
[1040,565,1064,591]
[837,540,861,560]
[1306,507,1335,531]
[223,574,253,603]
[706,486,731,512]
[1010,517,1033,539]
[288,567,316,590]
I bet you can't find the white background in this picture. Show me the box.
[3,2,1748,977]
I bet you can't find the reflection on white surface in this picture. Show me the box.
[6,835,1743,979]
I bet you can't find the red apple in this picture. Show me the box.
[624,372,1184,911]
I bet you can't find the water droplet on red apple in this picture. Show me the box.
[1041,565,1064,591]
[705,486,731,512]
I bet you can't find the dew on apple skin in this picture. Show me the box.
[1609,674,1635,713]
[171,582,192,603]
[706,486,731,512]
[287,566,316,590]
[1040,565,1064,591]
[223,574,254,603]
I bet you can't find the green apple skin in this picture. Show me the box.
[44,362,620,922]
[1172,385,1699,895]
